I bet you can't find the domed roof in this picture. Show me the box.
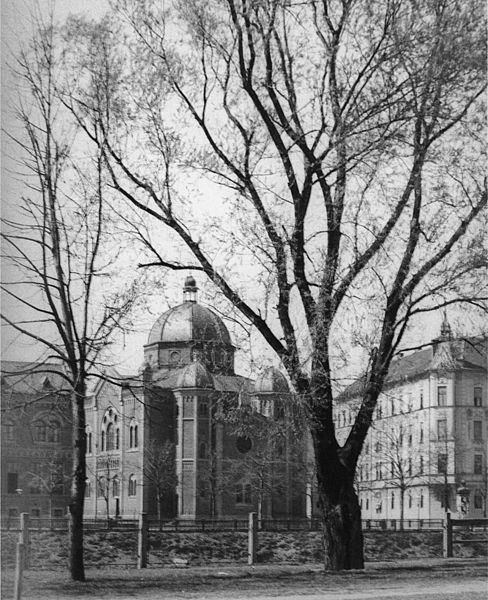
[253,367,289,394]
[147,302,232,345]
[176,361,214,389]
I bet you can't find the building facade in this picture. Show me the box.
[1,365,72,520]
[0,276,302,522]
[335,320,488,521]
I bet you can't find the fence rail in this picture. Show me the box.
[1,516,450,533]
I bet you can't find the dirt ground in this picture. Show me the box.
[1,557,487,600]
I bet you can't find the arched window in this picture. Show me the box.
[129,421,139,449]
[128,475,137,497]
[199,442,207,459]
[106,423,114,451]
[112,476,120,497]
[408,494,413,509]
[34,421,47,442]
[101,408,119,453]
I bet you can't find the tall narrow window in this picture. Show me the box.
[474,387,483,407]
[420,390,424,409]
[420,455,424,475]
[34,421,47,442]
[474,491,483,509]
[437,419,447,440]
[391,492,395,509]
[112,476,120,497]
[420,426,424,444]
[7,472,18,494]
[86,428,93,454]
[473,421,482,442]
[129,421,139,449]
[438,453,448,474]
[47,420,60,443]
[101,408,118,453]
[437,386,447,406]
[97,477,106,498]
[106,423,114,451]
[474,454,483,475]
[408,457,412,476]
[420,490,424,508]
[128,475,137,496]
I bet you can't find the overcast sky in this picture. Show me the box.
[1,1,482,380]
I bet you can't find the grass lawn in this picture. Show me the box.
[1,558,487,600]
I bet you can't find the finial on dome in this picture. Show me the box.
[440,310,452,340]
[183,275,198,303]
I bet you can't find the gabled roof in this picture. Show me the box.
[1,361,68,394]
[337,336,487,401]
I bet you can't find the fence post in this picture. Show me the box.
[20,513,30,570]
[443,512,453,558]
[137,512,148,569]
[14,541,24,600]
[248,512,257,566]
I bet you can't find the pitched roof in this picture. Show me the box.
[1,361,68,394]
[148,366,253,393]
[338,336,487,401]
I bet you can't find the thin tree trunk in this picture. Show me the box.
[68,385,86,581]
[400,488,405,531]
[157,493,162,531]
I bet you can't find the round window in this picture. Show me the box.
[236,436,252,454]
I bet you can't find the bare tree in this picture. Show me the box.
[372,424,424,529]
[2,16,137,580]
[27,451,70,523]
[223,402,309,524]
[144,440,178,530]
[49,0,487,569]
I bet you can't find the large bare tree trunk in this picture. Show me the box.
[315,457,364,570]
[68,385,86,581]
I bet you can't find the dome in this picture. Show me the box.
[147,302,232,346]
[253,368,289,394]
[176,361,214,389]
